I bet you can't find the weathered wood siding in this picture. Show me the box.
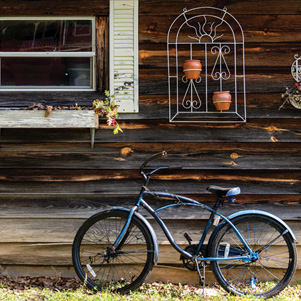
[0,0,300,284]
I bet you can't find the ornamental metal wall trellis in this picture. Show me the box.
[167,7,247,122]
[291,54,301,83]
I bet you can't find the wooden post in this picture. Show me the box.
[90,128,96,148]
[96,16,108,92]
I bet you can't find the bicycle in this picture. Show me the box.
[72,151,297,298]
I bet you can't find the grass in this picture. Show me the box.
[0,281,299,301]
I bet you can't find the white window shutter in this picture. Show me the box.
[109,0,139,113]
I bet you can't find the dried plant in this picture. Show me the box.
[93,90,123,134]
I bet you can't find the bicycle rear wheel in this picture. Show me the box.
[72,209,155,293]
[210,214,297,298]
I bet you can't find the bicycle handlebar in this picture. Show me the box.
[139,151,167,175]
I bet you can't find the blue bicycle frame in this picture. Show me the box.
[112,185,258,263]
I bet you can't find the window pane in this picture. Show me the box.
[0,20,92,52]
[1,57,92,88]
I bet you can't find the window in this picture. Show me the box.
[0,17,96,91]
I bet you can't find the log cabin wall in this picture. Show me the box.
[0,0,300,283]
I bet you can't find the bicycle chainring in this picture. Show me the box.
[181,244,204,271]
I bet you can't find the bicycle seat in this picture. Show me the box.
[207,185,241,197]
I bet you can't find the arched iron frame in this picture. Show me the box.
[167,7,247,123]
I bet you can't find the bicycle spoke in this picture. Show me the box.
[73,210,155,293]
[211,214,296,298]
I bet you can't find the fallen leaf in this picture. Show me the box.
[271,136,279,142]
[230,152,240,159]
[121,147,133,156]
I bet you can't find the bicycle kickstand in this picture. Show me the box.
[194,257,206,297]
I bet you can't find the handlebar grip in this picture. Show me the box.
[140,151,167,174]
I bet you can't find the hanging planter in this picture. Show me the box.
[183,59,202,80]
[212,91,232,111]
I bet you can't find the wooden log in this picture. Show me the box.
[0,172,299,196]
[139,15,301,43]
[0,0,109,16]
[0,193,299,206]
[0,0,298,17]
[139,93,299,112]
[0,140,299,155]
[0,218,298,245]
[0,146,300,169]
[139,68,295,94]
[0,118,300,143]
[0,242,300,268]
[0,197,299,220]
[140,43,301,68]
[139,0,301,15]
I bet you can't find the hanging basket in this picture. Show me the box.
[212,91,232,111]
[183,59,202,80]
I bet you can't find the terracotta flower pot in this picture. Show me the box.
[183,59,202,80]
[212,91,231,111]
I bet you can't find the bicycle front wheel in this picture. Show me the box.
[210,214,297,298]
[72,209,155,293]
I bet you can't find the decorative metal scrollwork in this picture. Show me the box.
[182,76,202,110]
[289,93,301,109]
[211,45,231,81]
[183,7,227,43]
[291,54,301,83]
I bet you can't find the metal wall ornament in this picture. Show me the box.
[280,54,301,110]
[167,7,247,123]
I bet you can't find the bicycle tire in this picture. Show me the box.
[72,209,155,293]
[210,214,297,298]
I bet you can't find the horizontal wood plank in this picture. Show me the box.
[0,197,299,220]
[0,147,300,169]
[0,120,300,143]
[139,69,298,94]
[140,15,301,43]
[0,175,299,196]
[139,0,301,15]
[0,243,300,268]
[0,111,98,128]
[0,0,109,16]
[0,218,299,244]
[140,43,301,68]
[0,141,300,153]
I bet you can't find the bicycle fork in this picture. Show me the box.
[111,206,138,251]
